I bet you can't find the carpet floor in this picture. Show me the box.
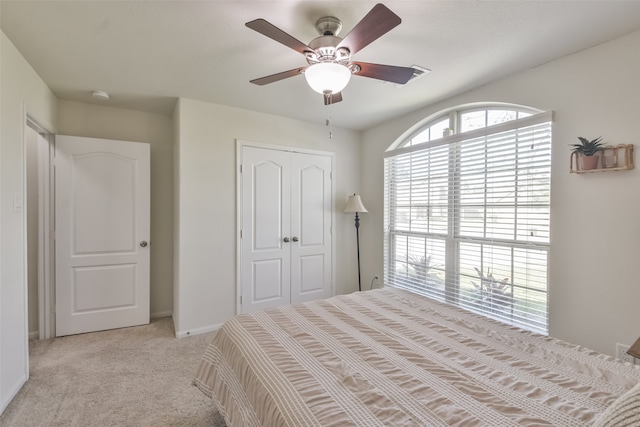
[0,317,226,426]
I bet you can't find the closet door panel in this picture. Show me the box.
[241,147,291,312]
[290,153,333,303]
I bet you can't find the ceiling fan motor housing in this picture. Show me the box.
[307,35,350,65]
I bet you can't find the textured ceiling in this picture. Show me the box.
[2,1,640,130]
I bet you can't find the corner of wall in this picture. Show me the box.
[171,99,182,336]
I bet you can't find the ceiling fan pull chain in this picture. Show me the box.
[325,103,333,139]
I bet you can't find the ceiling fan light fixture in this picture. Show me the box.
[304,62,351,95]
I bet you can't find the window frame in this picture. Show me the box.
[384,106,552,334]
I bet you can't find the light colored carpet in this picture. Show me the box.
[0,317,226,427]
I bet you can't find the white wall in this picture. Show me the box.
[361,30,640,356]
[56,100,175,318]
[0,30,57,414]
[173,98,362,336]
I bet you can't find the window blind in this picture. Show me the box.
[384,112,552,334]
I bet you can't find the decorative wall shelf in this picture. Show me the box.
[570,144,634,174]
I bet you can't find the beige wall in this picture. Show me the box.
[172,99,182,335]
[25,127,39,335]
[173,98,362,336]
[56,100,175,317]
[360,30,640,357]
[1,30,57,413]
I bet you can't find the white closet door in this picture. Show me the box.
[241,146,291,313]
[55,135,150,336]
[290,153,333,303]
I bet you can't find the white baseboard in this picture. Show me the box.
[150,310,172,319]
[28,331,39,340]
[175,322,222,339]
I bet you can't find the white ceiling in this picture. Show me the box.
[2,1,640,131]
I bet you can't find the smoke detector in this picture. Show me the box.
[92,90,110,100]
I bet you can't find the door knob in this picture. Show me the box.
[292,236,299,242]
[283,237,290,242]
[140,241,148,247]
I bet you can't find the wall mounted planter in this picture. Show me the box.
[570,144,634,174]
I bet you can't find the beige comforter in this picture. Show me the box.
[194,288,640,426]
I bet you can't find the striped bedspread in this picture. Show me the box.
[194,288,640,426]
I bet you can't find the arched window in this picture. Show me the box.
[384,104,552,334]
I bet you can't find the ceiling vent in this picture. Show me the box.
[392,65,431,87]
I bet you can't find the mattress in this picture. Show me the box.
[194,287,640,426]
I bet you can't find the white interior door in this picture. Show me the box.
[290,153,332,303]
[55,135,150,336]
[241,146,291,313]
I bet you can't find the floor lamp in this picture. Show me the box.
[344,194,368,291]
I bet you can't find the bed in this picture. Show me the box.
[194,287,640,426]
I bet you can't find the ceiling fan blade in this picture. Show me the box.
[323,91,343,105]
[246,19,314,55]
[351,62,415,84]
[336,4,401,55]
[250,67,307,86]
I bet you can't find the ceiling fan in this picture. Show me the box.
[246,3,416,105]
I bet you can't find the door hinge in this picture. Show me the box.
[240,295,242,305]
[240,229,243,239]
[240,164,243,173]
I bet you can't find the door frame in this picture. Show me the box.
[236,139,336,315]
[24,112,56,340]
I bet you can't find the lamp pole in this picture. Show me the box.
[354,211,362,292]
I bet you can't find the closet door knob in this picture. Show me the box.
[283,237,290,243]
[292,236,299,242]
[140,241,148,247]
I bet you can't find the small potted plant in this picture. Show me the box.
[571,136,604,170]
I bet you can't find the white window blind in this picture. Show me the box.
[384,110,552,334]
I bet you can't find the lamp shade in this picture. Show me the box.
[344,194,368,213]
[304,62,351,94]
